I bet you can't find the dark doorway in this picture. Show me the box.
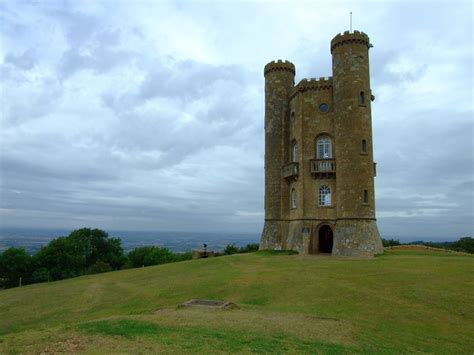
[318,225,333,253]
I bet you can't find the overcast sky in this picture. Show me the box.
[0,0,472,241]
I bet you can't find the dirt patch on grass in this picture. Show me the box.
[40,334,87,353]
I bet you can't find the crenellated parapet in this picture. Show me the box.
[264,60,295,77]
[290,77,332,99]
[330,30,370,53]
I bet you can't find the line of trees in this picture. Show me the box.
[223,243,260,255]
[382,237,474,253]
[0,228,192,289]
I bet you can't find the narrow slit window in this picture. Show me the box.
[363,190,369,204]
[359,91,365,105]
[362,139,367,153]
[291,189,297,209]
[292,142,298,162]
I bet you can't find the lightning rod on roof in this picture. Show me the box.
[350,12,353,32]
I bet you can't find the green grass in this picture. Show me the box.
[0,249,473,353]
[78,318,354,353]
[254,249,299,255]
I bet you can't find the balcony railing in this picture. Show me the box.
[282,162,299,180]
[310,159,336,178]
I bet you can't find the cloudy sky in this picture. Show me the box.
[0,0,472,241]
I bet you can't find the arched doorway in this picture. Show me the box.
[318,225,333,254]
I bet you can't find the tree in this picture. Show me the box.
[33,228,127,281]
[224,244,239,255]
[33,237,83,281]
[32,267,50,283]
[68,228,111,267]
[452,237,474,253]
[0,248,32,288]
[67,228,126,269]
[103,237,127,269]
[88,261,113,274]
[128,246,176,267]
[382,238,401,247]
[240,243,260,253]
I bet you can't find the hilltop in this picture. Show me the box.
[0,249,473,353]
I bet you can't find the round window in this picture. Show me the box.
[319,103,329,113]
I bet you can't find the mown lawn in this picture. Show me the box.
[0,249,473,353]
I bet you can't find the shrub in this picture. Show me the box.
[88,261,113,274]
[224,244,240,255]
[174,251,192,262]
[256,250,298,255]
[382,238,401,247]
[452,237,474,253]
[32,267,50,283]
[240,243,260,253]
[128,246,176,267]
[0,247,32,288]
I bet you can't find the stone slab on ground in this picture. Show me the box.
[178,299,239,310]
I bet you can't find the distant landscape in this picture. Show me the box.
[0,227,259,254]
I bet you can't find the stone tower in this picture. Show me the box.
[260,31,384,257]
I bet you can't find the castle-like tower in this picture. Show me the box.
[260,31,384,257]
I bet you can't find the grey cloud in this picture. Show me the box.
[1,74,62,126]
[4,50,36,70]
[58,46,132,78]
[138,61,250,101]
[0,0,472,238]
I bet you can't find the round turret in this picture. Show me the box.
[330,30,370,53]
[260,59,295,250]
[331,30,383,256]
[264,60,295,77]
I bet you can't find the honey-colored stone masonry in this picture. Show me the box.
[260,31,383,257]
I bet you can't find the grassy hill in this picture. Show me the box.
[0,249,473,353]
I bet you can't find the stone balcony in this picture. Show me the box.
[310,159,336,178]
[282,162,299,181]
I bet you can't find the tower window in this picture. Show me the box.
[362,139,367,153]
[359,91,365,105]
[291,189,297,209]
[319,185,331,206]
[290,111,295,125]
[319,103,329,113]
[316,136,332,159]
[363,190,369,204]
[292,141,298,162]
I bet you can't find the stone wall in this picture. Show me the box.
[333,219,383,257]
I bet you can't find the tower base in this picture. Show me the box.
[259,219,384,257]
[259,220,283,250]
[333,219,384,257]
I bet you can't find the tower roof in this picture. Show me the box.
[330,30,370,53]
[264,60,295,76]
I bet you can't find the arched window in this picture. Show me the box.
[316,136,332,159]
[359,91,365,105]
[319,185,331,206]
[362,139,367,153]
[292,141,298,162]
[291,188,297,209]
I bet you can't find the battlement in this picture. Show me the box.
[330,30,370,53]
[290,77,332,99]
[264,60,296,76]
